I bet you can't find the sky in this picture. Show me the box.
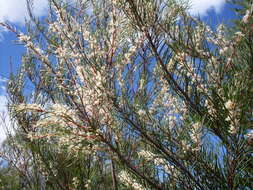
[0,0,237,144]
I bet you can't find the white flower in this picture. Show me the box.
[228,123,237,135]
[138,150,177,175]
[119,171,149,190]
[137,109,145,116]
[211,56,218,64]
[72,177,79,188]
[192,122,201,131]
[48,22,60,33]
[219,46,229,55]
[56,47,68,58]
[83,30,90,39]
[138,150,155,160]
[27,133,35,141]
[234,31,244,38]
[242,10,251,24]
[16,103,43,112]
[76,66,86,83]
[18,33,30,43]
[225,100,236,110]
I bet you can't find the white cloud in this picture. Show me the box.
[0,78,11,145]
[189,0,226,16]
[0,77,7,83]
[0,94,8,144]
[0,0,48,24]
[0,0,226,24]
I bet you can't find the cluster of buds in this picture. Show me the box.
[225,100,240,135]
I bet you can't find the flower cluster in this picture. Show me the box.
[225,100,240,135]
[189,122,202,151]
[242,7,252,24]
[16,103,43,112]
[119,170,150,190]
[138,150,177,176]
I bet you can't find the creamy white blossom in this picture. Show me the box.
[242,10,251,24]
[119,171,150,190]
[225,100,236,111]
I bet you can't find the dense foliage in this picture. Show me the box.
[0,0,253,189]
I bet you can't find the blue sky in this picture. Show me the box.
[0,0,238,143]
